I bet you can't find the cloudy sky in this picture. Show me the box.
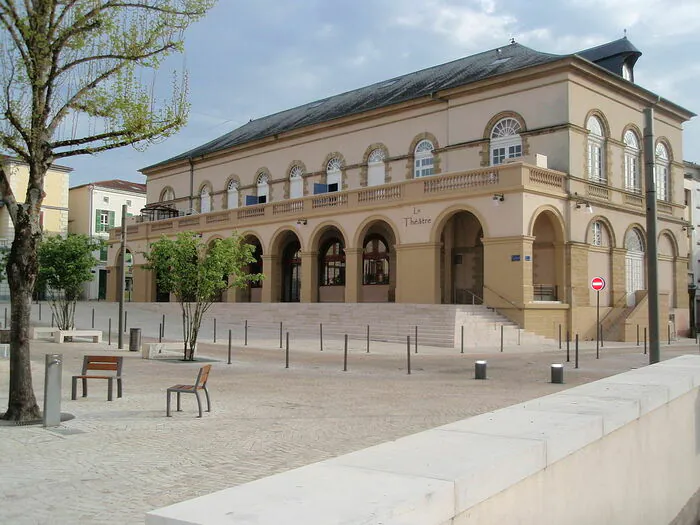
[63,0,700,186]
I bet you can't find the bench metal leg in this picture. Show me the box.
[176,392,181,411]
[82,378,88,397]
[166,390,172,417]
[195,391,203,418]
[203,387,211,412]
[117,378,122,398]
[71,377,77,400]
[107,377,113,401]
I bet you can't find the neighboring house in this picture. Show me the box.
[69,180,146,300]
[684,161,700,327]
[107,37,695,340]
[0,156,71,300]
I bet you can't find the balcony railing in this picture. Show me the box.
[533,284,558,302]
[113,162,568,240]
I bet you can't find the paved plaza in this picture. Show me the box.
[0,302,697,524]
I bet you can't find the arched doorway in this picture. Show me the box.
[317,228,345,302]
[360,220,397,302]
[280,233,302,303]
[532,212,564,301]
[239,236,263,303]
[625,228,645,306]
[438,211,484,304]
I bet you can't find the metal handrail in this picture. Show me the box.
[482,284,522,311]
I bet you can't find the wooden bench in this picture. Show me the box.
[71,355,123,401]
[166,365,212,418]
[55,329,102,344]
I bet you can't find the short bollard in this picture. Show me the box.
[406,335,411,375]
[319,323,323,351]
[575,334,579,369]
[39,302,42,320]
[91,308,95,329]
[279,322,283,349]
[550,364,564,384]
[162,314,166,334]
[213,318,217,343]
[285,332,289,369]
[500,325,504,352]
[475,360,487,380]
[124,311,128,333]
[227,329,232,365]
[414,326,418,354]
[367,325,370,354]
[558,324,562,350]
[244,320,248,346]
[158,323,162,343]
[343,334,348,372]
[460,325,464,354]
[108,318,111,346]
[43,353,63,428]
[566,331,570,363]
[51,313,54,328]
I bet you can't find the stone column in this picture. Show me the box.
[301,251,318,303]
[395,242,441,304]
[610,248,627,307]
[344,248,362,303]
[482,236,534,307]
[261,254,279,303]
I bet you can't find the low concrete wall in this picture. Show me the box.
[146,355,700,525]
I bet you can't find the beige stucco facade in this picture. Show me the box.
[107,53,694,340]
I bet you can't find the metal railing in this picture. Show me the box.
[533,284,558,301]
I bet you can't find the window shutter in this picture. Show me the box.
[95,209,101,232]
[108,211,115,228]
[99,245,108,261]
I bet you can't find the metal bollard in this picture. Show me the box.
[460,325,464,354]
[162,314,166,335]
[320,323,323,351]
[344,334,348,372]
[558,324,562,350]
[644,327,647,355]
[92,308,95,329]
[39,302,42,320]
[414,326,418,354]
[228,329,232,365]
[636,324,640,346]
[245,320,248,346]
[124,311,128,333]
[128,328,141,352]
[367,325,370,354]
[406,335,411,375]
[43,353,63,427]
[51,313,54,328]
[566,331,570,363]
[280,322,283,349]
[214,318,217,343]
[575,334,579,369]
[108,318,111,346]
[285,332,289,369]
[668,324,671,345]
[158,323,162,343]
[475,360,487,380]
[500,325,504,352]
[550,364,564,384]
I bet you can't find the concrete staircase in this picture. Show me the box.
[129,302,555,349]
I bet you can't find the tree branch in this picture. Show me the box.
[50,128,140,149]
[0,165,19,225]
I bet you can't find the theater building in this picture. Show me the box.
[107,38,695,340]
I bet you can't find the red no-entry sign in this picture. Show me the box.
[591,276,606,291]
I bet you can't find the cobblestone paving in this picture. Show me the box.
[0,322,696,524]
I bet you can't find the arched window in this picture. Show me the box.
[655,143,670,201]
[256,172,269,204]
[363,235,389,285]
[591,221,602,246]
[289,165,304,199]
[624,130,641,193]
[367,148,386,187]
[160,187,175,202]
[200,186,211,213]
[414,140,434,178]
[587,116,606,183]
[320,238,345,286]
[227,179,239,209]
[490,118,522,165]
[326,158,342,192]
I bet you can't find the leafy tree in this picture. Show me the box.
[38,234,102,331]
[0,1,215,421]
[145,231,263,360]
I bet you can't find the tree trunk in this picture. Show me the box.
[3,214,41,421]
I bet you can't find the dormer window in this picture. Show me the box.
[622,63,632,82]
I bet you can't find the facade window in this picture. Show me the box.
[200,187,211,213]
[126,199,132,207]
[103,196,109,203]
[227,180,239,209]
[160,187,175,202]
[363,235,389,285]
[367,148,386,187]
[99,245,108,262]
[623,130,641,193]
[622,63,632,82]
[655,143,670,201]
[326,158,342,192]
[256,172,269,204]
[289,165,304,199]
[320,239,345,286]
[95,209,115,233]
[591,221,603,246]
[587,116,606,183]
[490,118,522,166]
[414,140,434,178]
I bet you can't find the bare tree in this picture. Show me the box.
[0,0,215,421]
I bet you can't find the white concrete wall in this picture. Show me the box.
[146,355,700,525]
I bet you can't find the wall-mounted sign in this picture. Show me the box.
[525,255,531,261]
[402,206,432,227]
[511,255,521,262]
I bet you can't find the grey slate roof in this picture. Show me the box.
[142,39,642,172]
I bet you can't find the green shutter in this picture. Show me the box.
[99,245,108,261]
[108,211,115,229]
[95,209,102,232]
[126,212,133,217]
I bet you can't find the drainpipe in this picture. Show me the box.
[188,157,194,212]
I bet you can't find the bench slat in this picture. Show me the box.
[85,363,119,371]
[74,375,118,380]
